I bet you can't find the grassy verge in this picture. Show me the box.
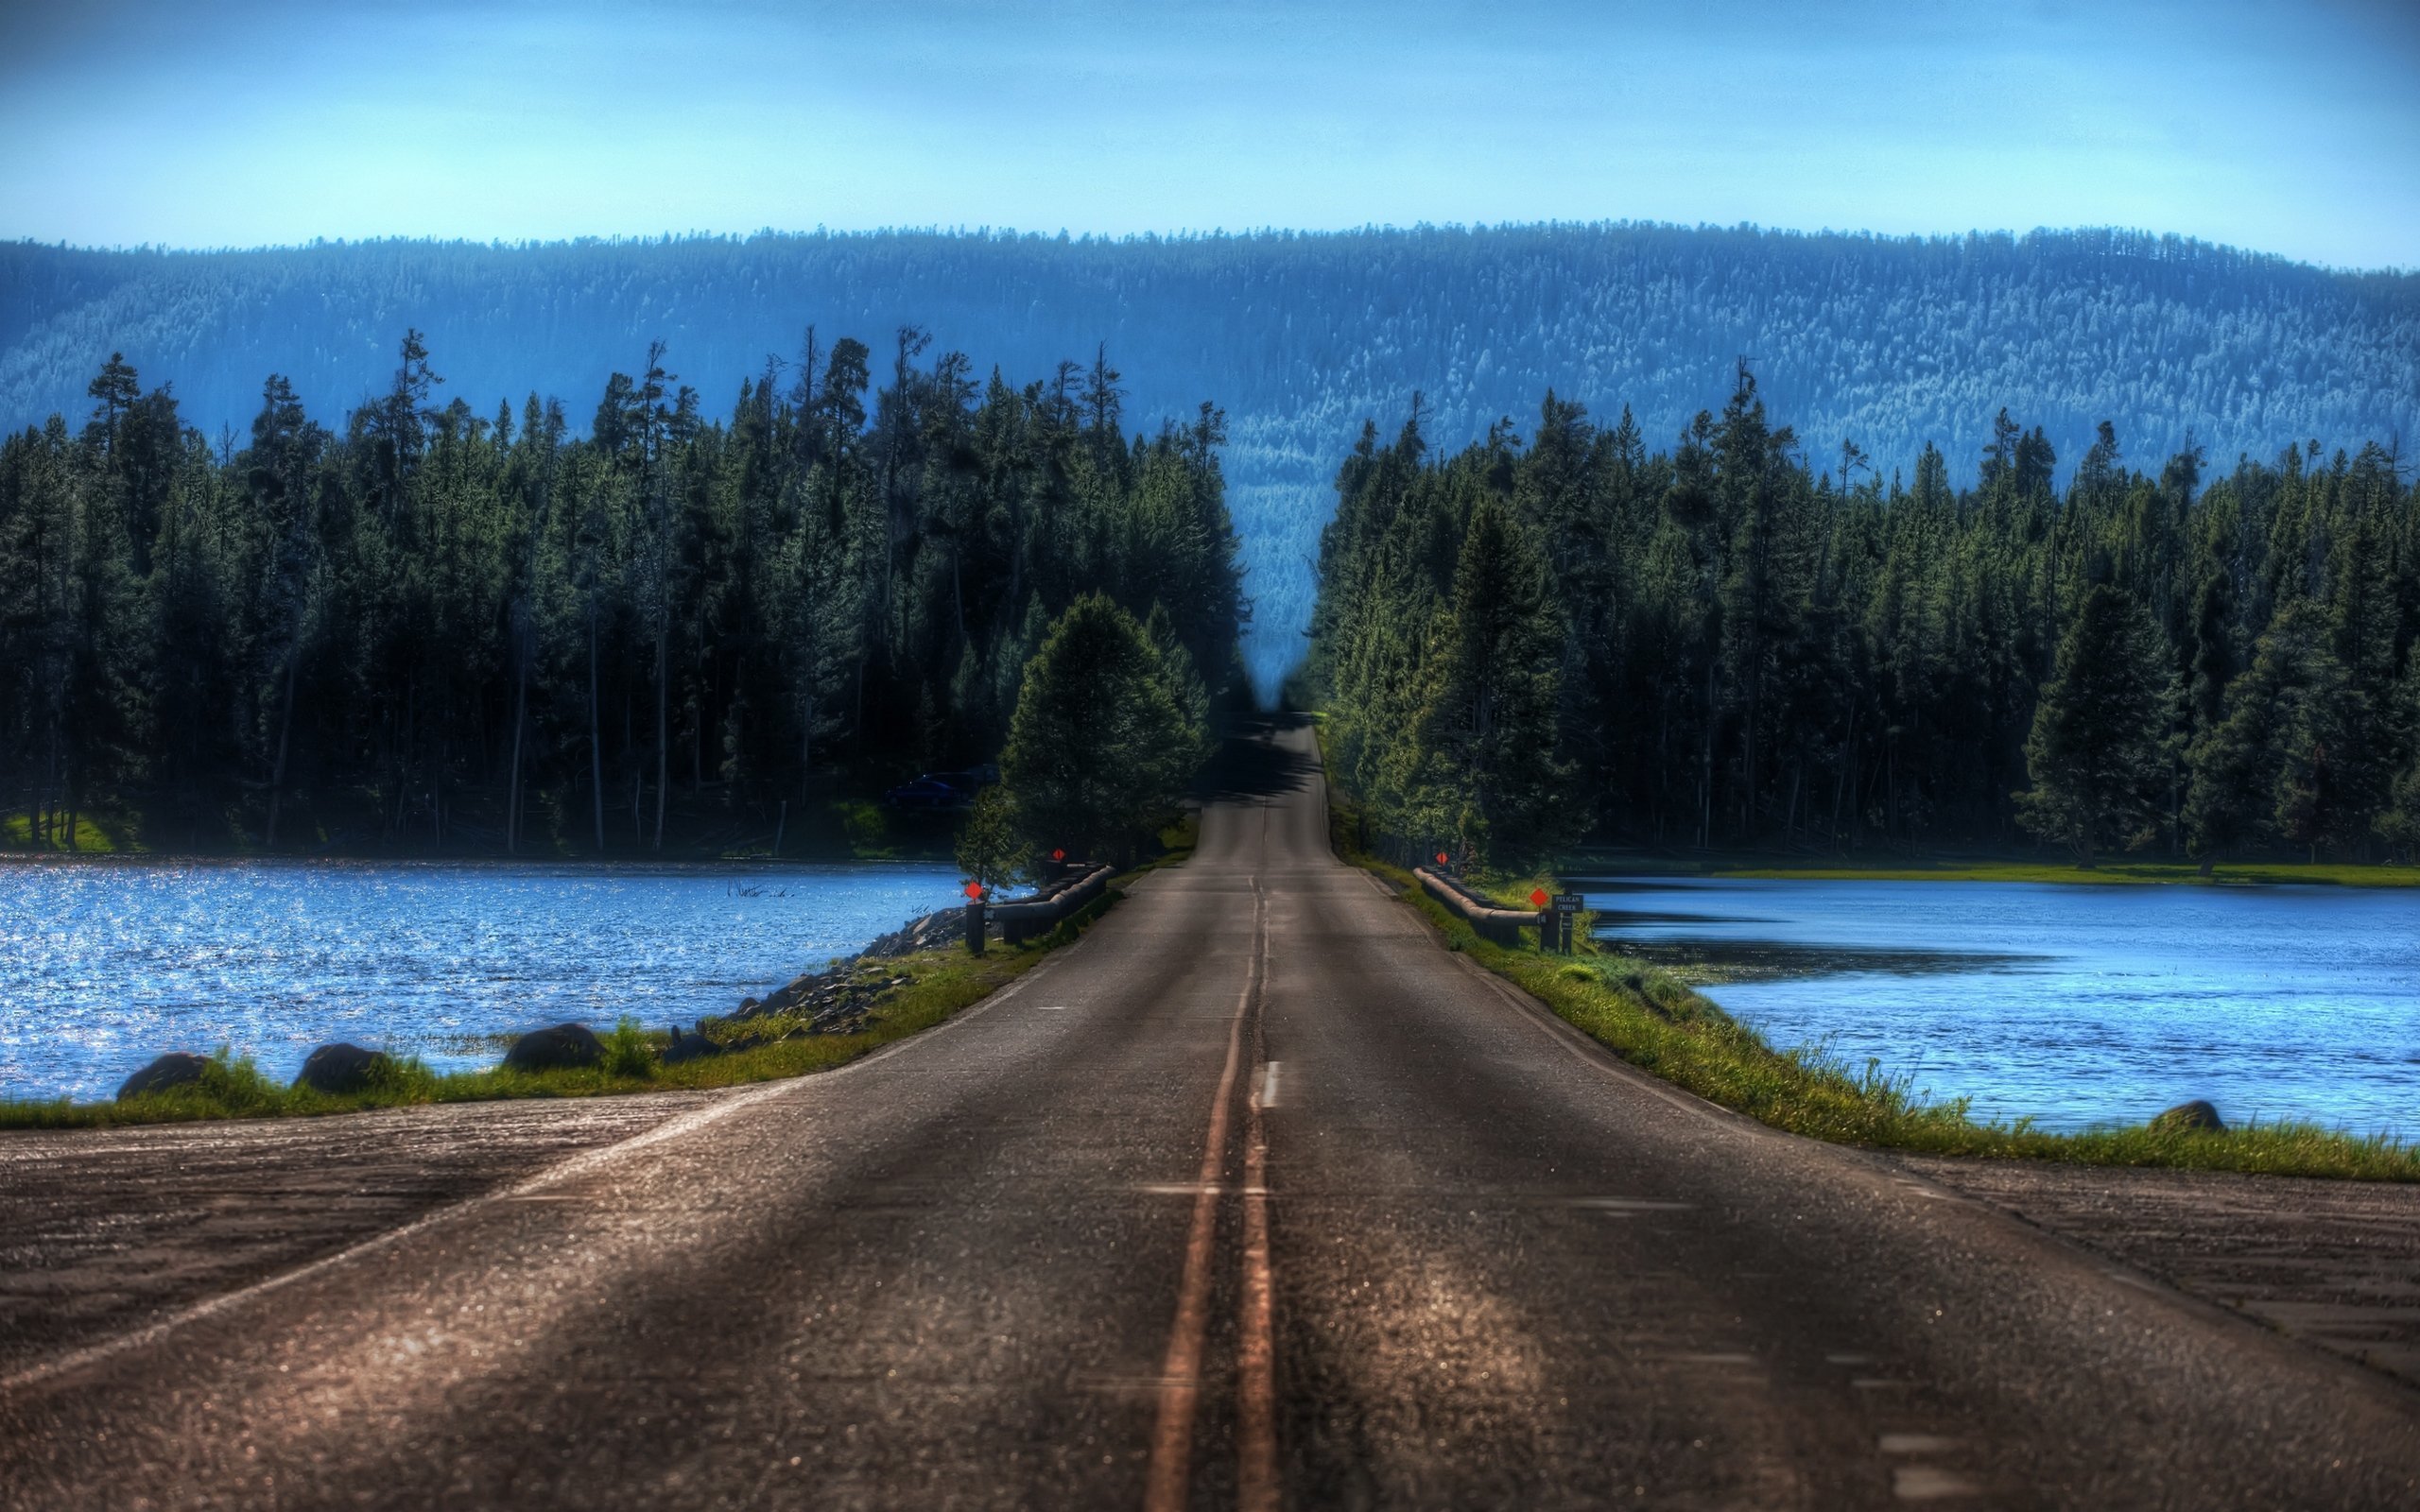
[1325,720,2400,1180]
[1132,813,1201,876]
[1374,864,2420,1180]
[1314,722,2420,1182]
[0,889,1127,1132]
[2,810,138,852]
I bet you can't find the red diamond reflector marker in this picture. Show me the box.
[964,882,984,900]
[1530,888,1548,906]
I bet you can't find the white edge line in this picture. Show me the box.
[1,956,1057,1397]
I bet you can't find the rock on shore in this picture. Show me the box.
[859,908,967,958]
[295,1043,394,1094]
[504,1023,607,1073]
[116,1053,210,1101]
[2152,1099,2227,1133]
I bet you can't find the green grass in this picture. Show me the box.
[1715,857,2420,887]
[1,810,140,853]
[1356,860,2420,1182]
[0,897,1127,1131]
[1322,717,2416,1179]
[1124,813,1201,877]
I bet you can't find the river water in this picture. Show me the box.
[1582,876,2420,1137]
[0,861,965,1103]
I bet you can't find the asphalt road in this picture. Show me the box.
[4,717,2416,1510]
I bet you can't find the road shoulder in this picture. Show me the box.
[1363,853,2420,1400]
[1903,1154,2420,1390]
[0,1091,733,1378]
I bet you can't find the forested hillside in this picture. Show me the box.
[1309,375,2420,867]
[0,335,1244,853]
[4,225,2413,696]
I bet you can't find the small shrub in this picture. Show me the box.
[191,1047,282,1113]
[360,1053,441,1098]
[602,1017,658,1078]
[835,800,889,856]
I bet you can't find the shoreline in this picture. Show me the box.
[0,883,1132,1131]
[1562,855,2419,888]
[1397,862,2420,1180]
[1316,738,2420,1183]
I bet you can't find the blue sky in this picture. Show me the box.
[2,0,2414,268]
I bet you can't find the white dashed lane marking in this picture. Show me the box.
[1879,1435,1960,1455]
[1565,1197,1695,1212]
[1892,1465,1981,1500]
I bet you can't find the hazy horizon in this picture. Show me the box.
[4,1,2415,270]
[14,218,2414,276]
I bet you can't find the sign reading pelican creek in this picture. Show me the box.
[1551,893,1584,953]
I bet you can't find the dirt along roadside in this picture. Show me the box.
[1903,1155,2420,1389]
[0,1090,734,1380]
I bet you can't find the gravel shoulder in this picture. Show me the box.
[0,1091,734,1379]
[1903,1155,2420,1389]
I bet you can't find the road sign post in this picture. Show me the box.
[963,882,987,956]
[1551,892,1585,954]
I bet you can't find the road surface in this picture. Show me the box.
[3,717,2415,1509]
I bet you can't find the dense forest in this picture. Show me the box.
[1308,373,2420,868]
[6,225,2413,696]
[0,335,1245,853]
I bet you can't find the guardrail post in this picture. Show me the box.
[965,899,986,955]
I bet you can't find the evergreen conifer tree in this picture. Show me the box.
[2013,583,2169,865]
[999,593,1194,866]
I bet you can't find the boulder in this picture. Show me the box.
[861,908,964,959]
[660,1026,724,1065]
[502,1022,607,1073]
[2152,1099,2226,1134]
[750,975,816,1017]
[294,1042,392,1094]
[116,1052,210,1102]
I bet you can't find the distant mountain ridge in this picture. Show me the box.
[3,223,2413,695]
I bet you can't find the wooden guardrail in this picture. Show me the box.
[1413,867,1545,946]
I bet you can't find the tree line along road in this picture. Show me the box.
[2,716,2416,1509]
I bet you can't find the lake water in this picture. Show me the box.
[0,861,964,1103]
[1582,877,2420,1137]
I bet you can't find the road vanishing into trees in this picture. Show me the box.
[4,717,2417,1509]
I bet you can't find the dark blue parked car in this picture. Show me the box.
[882,766,997,813]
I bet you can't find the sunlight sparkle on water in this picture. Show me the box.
[0,861,961,1102]
[1585,878,2420,1138]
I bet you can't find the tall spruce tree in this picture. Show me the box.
[999,593,1195,866]
[1415,495,1571,866]
[2014,583,2170,865]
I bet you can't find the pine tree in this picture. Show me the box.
[2370,649,2420,861]
[999,593,1193,866]
[2186,602,2356,865]
[2013,583,2169,865]
[1415,495,1570,866]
